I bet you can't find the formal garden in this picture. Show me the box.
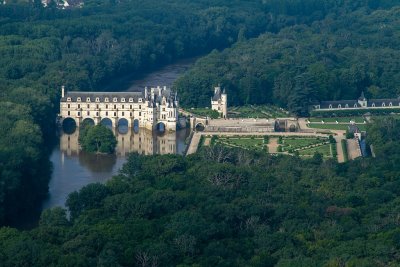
[228,105,291,118]
[200,135,337,159]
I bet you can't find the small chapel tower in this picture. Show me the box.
[211,86,227,118]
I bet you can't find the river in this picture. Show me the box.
[42,58,196,210]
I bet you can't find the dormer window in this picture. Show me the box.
[121,98,125,102]
[372,103,375,107]
[329,104,332,109]
[67,97,71,102]
[113,97,118,102]
[95,97,100,102]
[389,102,393,107]
[354,104,358,108]
[77,97,81,102]
[129,98,133,102]
[86,97,91,102]
[139,98,142,102]
[382,103,386,107]
[338,104,341,109]
[345,104,349,108]
[105,97,109,102]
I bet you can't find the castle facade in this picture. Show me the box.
[59,86,179,131]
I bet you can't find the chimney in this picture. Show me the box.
[61,85,65,98]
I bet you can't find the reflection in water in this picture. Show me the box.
[43,127,188,209]
[60,127,181,157]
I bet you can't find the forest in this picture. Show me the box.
[0,117,399,266]
[175,4,400,115]
[0,0,276,225]
[0,0,400,265]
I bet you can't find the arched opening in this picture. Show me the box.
[62,118,77,134]
[195,123,205,132]
[81,118,95,127]
[289,124,296,132]
[133,119,140,133]
[117,118,129,134]
[156,122,166,134]
[100,118,113,129]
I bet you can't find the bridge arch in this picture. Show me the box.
[62,117,77,134]
[195,122,205,132]
[117,118,129,134]
[81,117,95,127]
[100,118,113,129]
[155,122,166,133]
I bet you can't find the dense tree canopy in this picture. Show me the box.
[175,6,400,115]
[79,124,117,154]
[0,118,399,266]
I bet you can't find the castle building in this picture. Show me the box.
[313,92,400,111]
[59,86,179,131]
[211,86,227,118]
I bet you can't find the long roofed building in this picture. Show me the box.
[59,86,179,131]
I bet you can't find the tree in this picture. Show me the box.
[79,125,117,154]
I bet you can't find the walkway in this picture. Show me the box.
[268,138,279,153]
[347,139,362,160]
[186,133,201,155]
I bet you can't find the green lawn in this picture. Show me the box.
[297,144,332,158]
[307,123,367,131]
[282,137,327,150]
[229,105,291,119]
[215,137,268,151]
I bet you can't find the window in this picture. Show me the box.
[139,98,142,102]
[329,104,332,109]
[87,104,90,108]
[95,97,100,102]
[130,112,132,117]
[77,97,81,102]
[67,104,70,109]
[372,103,375,107]
[382,103,386,107]
[105,98,109,102]
[78,104,80,109]
[113,97,117,102]
[345,104,349,108]
[106,112,108,116]
[389,102,393,107]
[86,97,90,102]
[121,98,125,102]
[67,97,71,102]
[338,104,341,109]
[354,104,358,108]
[122,105,124,109]
[129,98,133,102]
[114,112,116,116]
[77,112,80,116]
[87,111,90,116]
[96,112,99,116]
[114,105,116,109]
[130,105,132,109]
[67,111,70,116]
[106,104,108,109]
[96,104,99,109]
[139,105,141,109]
[122,112,124,116]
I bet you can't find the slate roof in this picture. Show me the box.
[61,91,144,102]
[319,100,360,109]
[212,87,222,101]
[368,99,400,107]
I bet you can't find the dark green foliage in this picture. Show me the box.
[0,119,400,265]
[175,5,400,115]
[79,124,117,154]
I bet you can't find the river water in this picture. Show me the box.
[42,58,196,210]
